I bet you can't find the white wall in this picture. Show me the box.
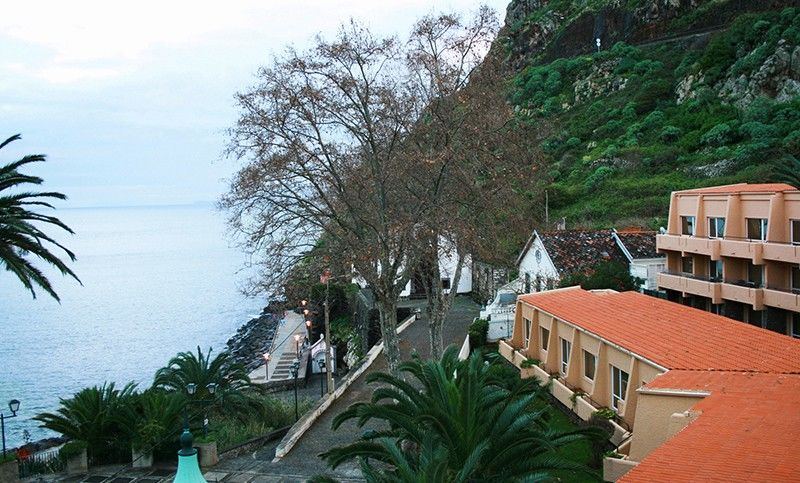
[400,238,472,296]
[631,258,665,291]
[517,235,560,292]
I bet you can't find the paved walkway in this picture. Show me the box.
[34,297,480,483]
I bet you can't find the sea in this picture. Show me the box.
[0,204,264,448]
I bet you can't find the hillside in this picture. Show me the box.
[497,0,800,229]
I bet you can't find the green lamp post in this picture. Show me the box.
[173,427,207,483]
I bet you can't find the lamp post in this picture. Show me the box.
[185,383,218,437]
[294,333,302,358]
[1,399,20,458]
[263,352,271,382]
[290,360,300,421]
[317,359,326,398]
[305,319,312,339]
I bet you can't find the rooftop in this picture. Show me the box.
[613,230,660,260]
[536,230,628,276]
[677,183,798,195]
[622,370,800,483]
[517,287,800,373]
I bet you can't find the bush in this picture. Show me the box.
[584,167,614,190]
[700,123,733,146]
[468,318,489,349]
[660,125,682,142]
[59,440,87,461]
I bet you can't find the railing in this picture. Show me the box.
[18,447,65,478]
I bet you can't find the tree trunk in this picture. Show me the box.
[425,239,466,361]
[376,296,401,374]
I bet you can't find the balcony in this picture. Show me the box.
[656,234,720,259]
[720,281,764,310]
[763,287,800,312]
[719,238,764,264]
[657,272,721,303]
[762,242,800,264]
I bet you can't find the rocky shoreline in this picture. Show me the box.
[226,305,282,373]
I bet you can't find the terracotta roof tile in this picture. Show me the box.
[678,183,798,194]
[537,230,628,276]
[517,288,800,373]
[622,371,800,483]
[615,231,661,259]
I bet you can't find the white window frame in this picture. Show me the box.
[746,218,768,241]
[523,318,532,349]
[583,350,597,381]
[560,338,571,375]
[540,327,550,351]
[708,217,725,239]
[611,365,629,412]
[681,216,696,236]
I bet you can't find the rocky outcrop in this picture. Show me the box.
[226,309,280,372]
[717,41,800,108]
[573,59,628,103]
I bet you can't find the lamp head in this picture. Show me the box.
[186,383,197,396]
[294,334,301,342]
[263,352,271,362]
[8,399,20,415]
[301,299,307,306]
[318,359,326,369]
[206,383,218,395]
[305,320,312,328]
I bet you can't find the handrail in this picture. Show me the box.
[660,233,800,246]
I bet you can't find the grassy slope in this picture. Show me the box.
[508,7,800,228]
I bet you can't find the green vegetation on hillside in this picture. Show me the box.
[509,8,800,227]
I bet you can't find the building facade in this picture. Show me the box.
[656,183,800,337]
[499,287,800,481]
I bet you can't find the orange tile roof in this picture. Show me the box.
[677,183,798,194]
[517,287,800,373]
[622,371,800,483]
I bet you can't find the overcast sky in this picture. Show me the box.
[0,1,510,208]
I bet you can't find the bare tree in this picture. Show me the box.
[223,22,429,373]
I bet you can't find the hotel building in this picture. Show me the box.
[499,286,800,481]
[656,183,800,337]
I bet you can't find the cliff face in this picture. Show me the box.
[494,1,800,228]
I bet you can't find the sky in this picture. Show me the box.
[0,1,511,208]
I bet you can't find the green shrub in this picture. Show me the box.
[701,123,733,146]
[520,358,541,368]
[660,125,682,142]
[468,318,489,349]
[59,440,87,461]
[593,407,617,420]
[584,166,614,190]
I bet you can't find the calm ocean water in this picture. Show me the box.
[0,205,264,448]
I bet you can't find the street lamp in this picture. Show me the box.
[317,359,326,398]
[1,399,20,458]
[184,383,218,437]
[290,360,300,421]
[294,333,302,357]
[305,319,312,339]
[263,352,271,382]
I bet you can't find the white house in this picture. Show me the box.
[400,242,472,297]
[611,229,665,291]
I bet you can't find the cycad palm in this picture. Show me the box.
[320,346,605,482]
[0,134,79,301]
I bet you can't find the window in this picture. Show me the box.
[792,265,800,293]
[711,304,723,315]
[708,217,725,238]
[792,220,800,245]
[746,218,768,241]
[523,318,532,349]
[583,350,597,380]
[748,263,764,288]
[709,259,723,281]
[560,338,571,375]
[681,216,695,236]
[540,327,550,351]
[441,278,451,290]
[681,256,693,275]
[611,366,629,412]
[792,313,800,339]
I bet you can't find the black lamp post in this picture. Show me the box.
[290,360,300,421]
[263,352,271,382]
[1,399,20,458]
[317,359,326,398]
[185,383,218,437]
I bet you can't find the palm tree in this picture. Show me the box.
[116,389,185,452]
[153,346,262,419]
[0,134,80,301]
[33,382,137,462]
[319,346,606,482]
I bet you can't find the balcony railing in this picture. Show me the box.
[658,234,799,263]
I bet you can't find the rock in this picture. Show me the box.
[573,60,628,104]
[676,72,704,104]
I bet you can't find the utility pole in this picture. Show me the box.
[323,270,335,395]
[545,190,549,227]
